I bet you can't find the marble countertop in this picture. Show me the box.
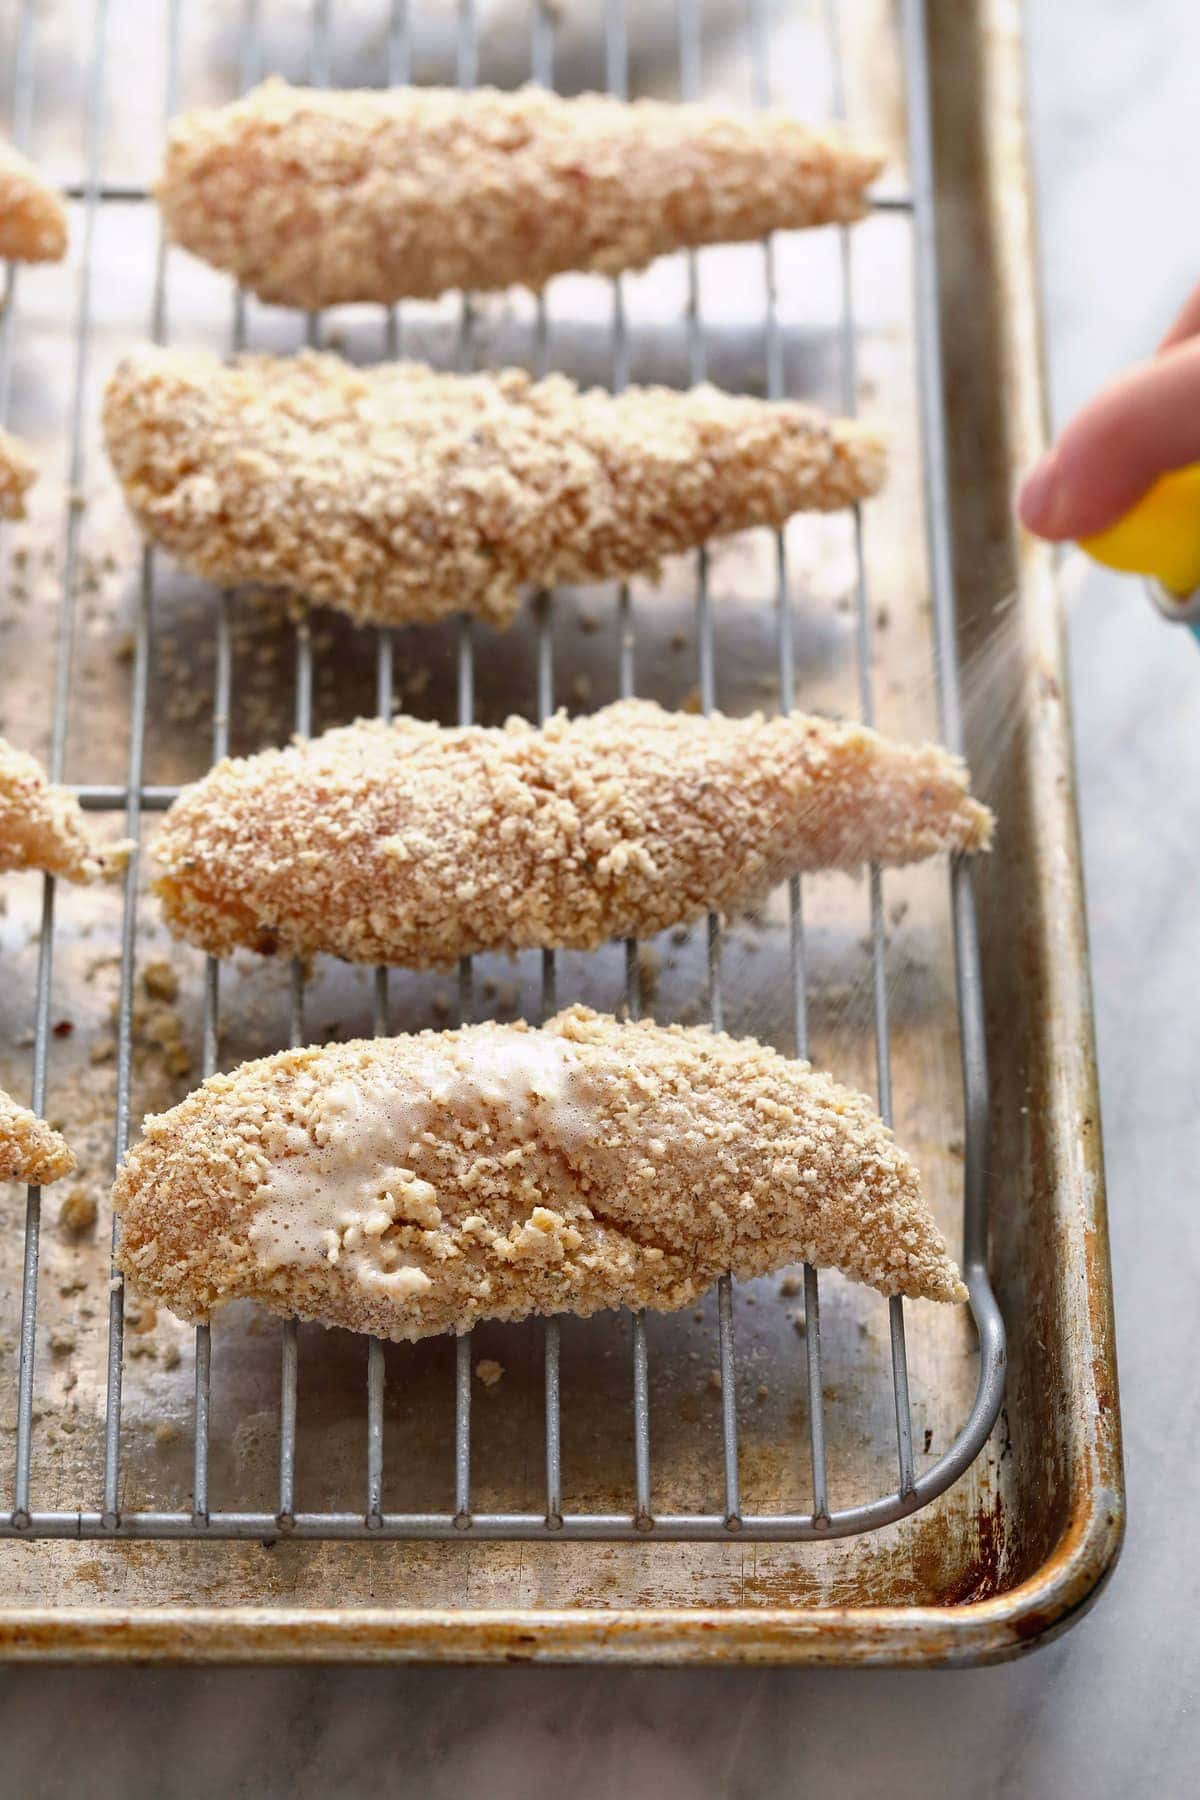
[2,1,1198,1792]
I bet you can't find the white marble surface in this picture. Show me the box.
[3,2,1199,1792]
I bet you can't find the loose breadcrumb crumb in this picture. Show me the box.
[59,1186,98,1234]
[0,735,131,883]
[0,1086,75,1185]
[102,346,885,631]
[0,426,37,520]
[152,700,991,967]
[112,1006,967,1346]
[141,958,179,1002]
[157,77,883,308]
[0,137,68,263]
[475,1358,504,1388]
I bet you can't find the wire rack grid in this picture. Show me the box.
[0,0,1005,1547]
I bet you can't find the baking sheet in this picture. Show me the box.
[0,0,1121,1660]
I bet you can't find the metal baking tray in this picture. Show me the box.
[0,0,1123,1663]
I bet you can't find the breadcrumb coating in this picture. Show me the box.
[157,77,883,309]
[0,1086,75,1186]
[0,735,130,883]
[103,346,885,630]
[154,700,993,966]
[113,1006,967,1343]
[0,137,68,263]
[0,426,36,521]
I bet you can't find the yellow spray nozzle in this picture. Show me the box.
[1080,462,1200,598]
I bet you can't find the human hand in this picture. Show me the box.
[1018,280,1200,541]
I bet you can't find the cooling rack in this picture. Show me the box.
[0,0,1004,1555]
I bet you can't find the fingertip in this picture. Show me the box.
[1042,339,1200,537]
[1017,452,1070,538]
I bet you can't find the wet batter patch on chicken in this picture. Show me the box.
[102,347,885,631]
[153,700,993,966]
[157,77,883,309]
[113,1007,967,1344]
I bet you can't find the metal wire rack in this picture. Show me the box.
[0,0,1005,1547]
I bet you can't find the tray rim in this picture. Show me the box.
[0,0,1124,1666]
[0,1493,1126,1663]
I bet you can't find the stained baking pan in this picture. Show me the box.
[0,0,1122,1663]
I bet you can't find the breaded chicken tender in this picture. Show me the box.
[113,1007,966,1342]
[157,77,883,309]
[0,137,68,262]
[153,700,993,967]
[0,426,36,520]
[0,1087,75,1186]
[0,735,129,883]
[103,347,885,630]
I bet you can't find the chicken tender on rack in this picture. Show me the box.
[0,137,68,263]
[0,1087,75,1186]
[0,736,129,883]
[103,347,884,632]
[113,1006,967,1343]
[0,426,36,521]
[157,77,883,309]
[153,700,992,967]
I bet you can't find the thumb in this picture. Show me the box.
[1018,335,1200,540]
